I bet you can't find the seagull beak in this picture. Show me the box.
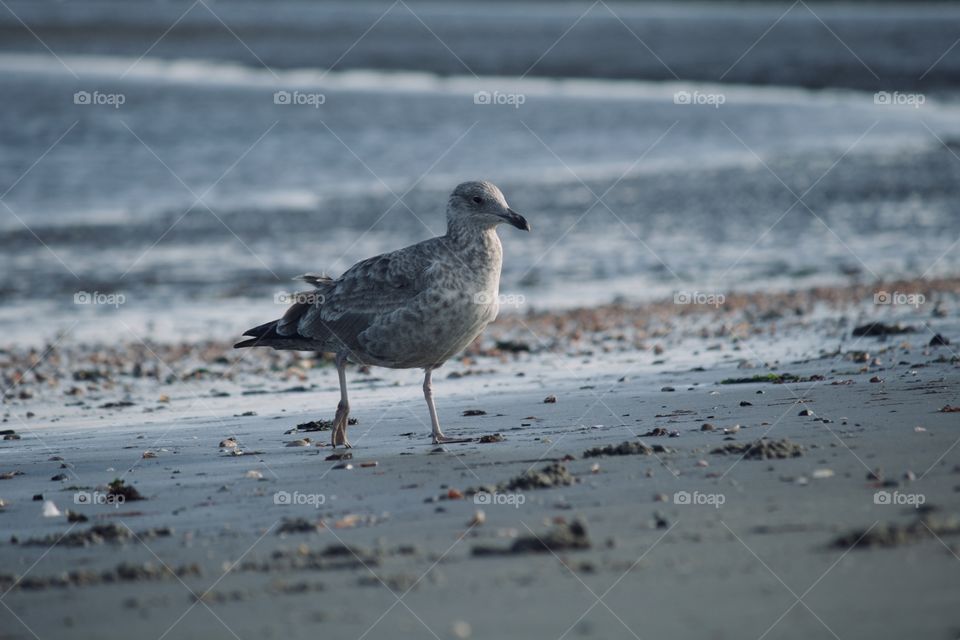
[500,208,530,231]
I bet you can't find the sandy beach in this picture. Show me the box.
[2,278,958,639]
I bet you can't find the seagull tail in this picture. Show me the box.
[233,319,282,349]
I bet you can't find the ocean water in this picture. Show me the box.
[1,1,958,344]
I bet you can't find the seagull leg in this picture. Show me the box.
[423,368,471,444]
[423,368,446,444]
[332,354,351,448]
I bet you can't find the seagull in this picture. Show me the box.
[234,181,530,447]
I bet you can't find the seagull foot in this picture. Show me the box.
[331,403,351,448]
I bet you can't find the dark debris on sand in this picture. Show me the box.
[851,322,917,337]
[710,438,804,460]
[240,543,383,573]
[1,562,201,591]
[468,462,576,495]
[276,518,324,535]
[287,417,358,434]
[473,520,591,556]
[582,441,672,458]
[107,479,144,501]
[500,462,575,491]
[21,523,171,548]
[833,514,960,549]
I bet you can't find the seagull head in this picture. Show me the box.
[447,181,530,232]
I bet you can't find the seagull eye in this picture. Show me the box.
[472,196,484,205]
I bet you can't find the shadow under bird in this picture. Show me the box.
[234,181,530,447]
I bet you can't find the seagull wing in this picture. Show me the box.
[283,238,442,356]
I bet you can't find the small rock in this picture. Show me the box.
[543,395,557,404]
[929,334,950,346]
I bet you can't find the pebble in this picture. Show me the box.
[811,468,834,479]
[245,470,263,479]
[543,394,557,404]
[700,423,715,431]
[451,621,472,639]
[142,451,157,459]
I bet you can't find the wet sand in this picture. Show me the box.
[1,278,959,639]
